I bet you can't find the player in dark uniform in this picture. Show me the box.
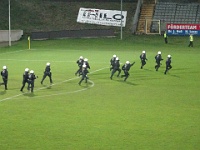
[78,64,89,85]
[140,51,147,69]
[0,66,8,90]
[75,56,84,76]
[83,58,90,69]
[164,55,172,74]
[41,62,53,85]
[110,57,121,80]
[28,70,37,93]
[110,54,116,71]
[20,68,29,92]
[121,61,135,81]
[155,51,163,71]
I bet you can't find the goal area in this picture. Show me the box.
[145,19,161,35]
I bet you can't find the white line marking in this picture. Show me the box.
[0,48,109,63]
[0,49,27,55]
[28,80,95,99]
[0,67,108,102]
[0,58,108,64]
[0,58,75,63]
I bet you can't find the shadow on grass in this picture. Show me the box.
[0,90,6,95]
[41,84,52,89]
[172,68,189,71]
[167,74,180,78]
[112,78,138,86]
[124,81,138,86]
[23,92,36,98]
[77,78,93,86]
[79,85,90,88]
[91,72,110,76]
[45,85,52,89]
[143,68,154,72]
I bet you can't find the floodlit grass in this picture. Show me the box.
[0,35,200,149]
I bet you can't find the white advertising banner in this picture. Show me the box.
[77,7,127,27]
[0,30,23,42]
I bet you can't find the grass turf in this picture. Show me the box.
[0,35,200,149]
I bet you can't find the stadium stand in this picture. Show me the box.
[151,1,200,32]
[136,0,155,34]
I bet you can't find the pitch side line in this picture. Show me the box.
[0,67,108,102]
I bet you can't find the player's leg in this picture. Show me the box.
[124,71,129,81]
[20,81,26,91]
[117,68,121,77]
[110,69,116,79]
[48,73,53,84]
[3,78,7,90]
[41,74,47,84]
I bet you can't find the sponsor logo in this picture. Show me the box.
[77,8,127,27]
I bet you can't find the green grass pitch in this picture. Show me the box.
[0,35,200,149]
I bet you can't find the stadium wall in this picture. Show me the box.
[31,29,115,40]
[156,0,200,2]
[44,0,137,2]
[0,30,23,42]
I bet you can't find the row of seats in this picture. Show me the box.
[151,2,200,32]
[157,0,197,3]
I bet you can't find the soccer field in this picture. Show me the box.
[0,35,200,149]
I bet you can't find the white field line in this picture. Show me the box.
[0,49,28,55]
[0,48,80,55]
[0,48,93,55]
[0,48,110,63]
[0,58,109,64]
[0,58,75,63]
[0,67,108,102]
[28,80,95,99]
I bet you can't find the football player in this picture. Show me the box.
[0,66,8,90]
[20,68,29,92]
[78,64,89,85]
[110,57,121,80]
[121,61,135,81]
[75,56,84,76]
[28,70,38,93]
[164,55,172,74]
[155,51,163,71]
[140,51,147,69]
[41,62,53,85]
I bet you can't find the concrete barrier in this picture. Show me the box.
[31,29,115,40]
[0,30,23,42]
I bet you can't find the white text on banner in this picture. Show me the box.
[77,7,127,27]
